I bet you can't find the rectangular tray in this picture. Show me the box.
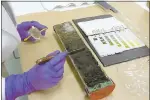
[53,22,115,97]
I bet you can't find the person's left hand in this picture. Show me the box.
[17,21,48,42]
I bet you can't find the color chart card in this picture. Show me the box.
[73,15,149,66]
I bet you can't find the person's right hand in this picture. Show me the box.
[26,50,67,90]
[6,50,67,100]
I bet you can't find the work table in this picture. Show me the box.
[17,2,149,100]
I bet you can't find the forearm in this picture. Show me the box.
[5,73,35,100]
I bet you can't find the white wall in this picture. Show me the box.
[9,2,93,16]
[9,2,149,16]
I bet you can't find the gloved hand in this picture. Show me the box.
[6,50,67,100]
[17,21,47,42]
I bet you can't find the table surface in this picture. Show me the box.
[17,2,149,100]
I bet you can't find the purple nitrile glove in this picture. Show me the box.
[17,21,47,42]
[6,50,67,100]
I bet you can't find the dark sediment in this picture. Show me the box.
[53,22,86,52]
[70,48,109,87]
[53,22,109,88]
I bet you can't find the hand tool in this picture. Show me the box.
[36,47,85,65]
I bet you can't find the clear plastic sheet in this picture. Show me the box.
[101,58,149,100]
[117,57,149,97]
[95,4,149,99]
[108,7,149,98]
